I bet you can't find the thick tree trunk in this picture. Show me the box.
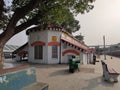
[0,45,4,69]
[0,0,41,69]
[0,0,4,19]
[0,29,14,69]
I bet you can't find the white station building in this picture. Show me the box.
[13,25,94,64]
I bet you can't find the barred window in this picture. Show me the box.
[34,45,43,59]
[52,45,58,58]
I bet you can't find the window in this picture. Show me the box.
[52,45,58,58]
[34,45,43,59]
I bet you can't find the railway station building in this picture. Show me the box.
[13,25,94,64]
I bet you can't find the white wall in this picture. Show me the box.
[28,30,48,64]
[79,51,83,64]
[88,53,93,64]
[28,29,62,64]
[61,42,81,64]
[82,53,88,65]
[27,29,89,64]
[47,30,62,64]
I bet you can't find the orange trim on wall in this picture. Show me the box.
[62,49,80,56]
[48,41,60,46]
[31,41,45,46]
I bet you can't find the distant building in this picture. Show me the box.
[13,25,94,64]
[3,45,19,58]
[106,43,120,57]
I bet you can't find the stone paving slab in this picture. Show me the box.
[22,82,48,90]
[35,55,120,90]
[3,56,120,90]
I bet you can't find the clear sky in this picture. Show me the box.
[74,0,120,46]
[7,0,120,46]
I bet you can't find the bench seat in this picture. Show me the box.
[108,67,119,75]
[101,60,119,82]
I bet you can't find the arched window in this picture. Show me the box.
[52,45,58,58]
[34,45,43,59]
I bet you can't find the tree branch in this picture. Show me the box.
[0,0,42,45]
[14,18,37,35]
[7,0,41,28]
[0,0,4,20]
[14,9,45,35]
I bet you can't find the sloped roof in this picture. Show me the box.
[60,30,89,51]
[26,25,89,51]
[26,24,63,35]
[13,43,28,54]
[4,45,20,52]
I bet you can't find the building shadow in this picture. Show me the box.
[30,64,68,69]
[82,76,116,90]
[49,69,71,77]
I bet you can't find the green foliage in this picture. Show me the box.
[75,33,84,41]
[0,0,95,33]
[0,0,8,30]
[13,0,31,8]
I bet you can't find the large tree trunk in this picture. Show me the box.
[0,28,14,69]
[0,38,14,69]
[0,40,6,69]
[0,0,41,69]
[0,0,4,19]
[0,46,4,69]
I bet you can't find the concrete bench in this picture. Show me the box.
[22,82,48,90]
[0,65,48,90]
[101,60,119,82]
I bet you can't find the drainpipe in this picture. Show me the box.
[59,35,62,64]
[103,35,106,60]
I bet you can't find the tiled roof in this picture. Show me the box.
[26,25,63,35]
[26,24,89,51]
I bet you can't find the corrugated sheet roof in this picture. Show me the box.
[3,45,20,52]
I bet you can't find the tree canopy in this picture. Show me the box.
[0,0,95,67]
[0,0,95,33]
[75,33,84,41]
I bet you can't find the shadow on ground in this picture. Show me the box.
[31,64,69,69]
[80,67,95,73]
[49,69,70,77]
[82,76,116,90]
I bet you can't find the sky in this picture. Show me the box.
[74,0,120,45]
[7,0,120,46]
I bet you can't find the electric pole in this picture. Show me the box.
[103,35,106,60]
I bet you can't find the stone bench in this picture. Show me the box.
[22,82,48,90]
[101,60,119,82]
[0,65,48,90]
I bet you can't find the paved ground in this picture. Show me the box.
[35,56,120,90]
[3,55,120,90]
[3,59,28,69]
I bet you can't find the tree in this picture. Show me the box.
[75,33,84,41]
[0,0,95,68]
[75,33,85,44]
